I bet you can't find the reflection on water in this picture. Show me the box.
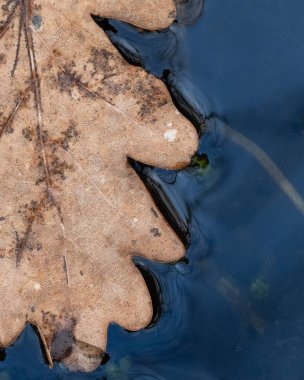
[1,0,304,379]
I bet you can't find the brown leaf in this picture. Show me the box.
[0,0,198,372]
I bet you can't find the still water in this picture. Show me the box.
[1,0,304,379]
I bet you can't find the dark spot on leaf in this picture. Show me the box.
[0,53,6,65]
[32,14,43,31]
[89,47,116,78]
[57,72,74,95]
[4,121,14,134]
[134,79,168,118]
[150,228,161,237]
[61,120,79,150]
[51,327,75,361]
[151,207,158,218]
[1,0,17,13]
[22,126,34,141]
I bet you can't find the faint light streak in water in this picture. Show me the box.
[221,123,304,217]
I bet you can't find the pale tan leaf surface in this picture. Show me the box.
[0,0,198,372]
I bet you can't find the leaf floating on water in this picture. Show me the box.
[0,0,198,372]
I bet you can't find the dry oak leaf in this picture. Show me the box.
[0,0,198,372]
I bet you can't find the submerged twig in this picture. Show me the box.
[224,125,304,217]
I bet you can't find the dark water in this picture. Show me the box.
[2,0,304,379]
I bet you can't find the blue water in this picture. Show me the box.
[2,0,304,379]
